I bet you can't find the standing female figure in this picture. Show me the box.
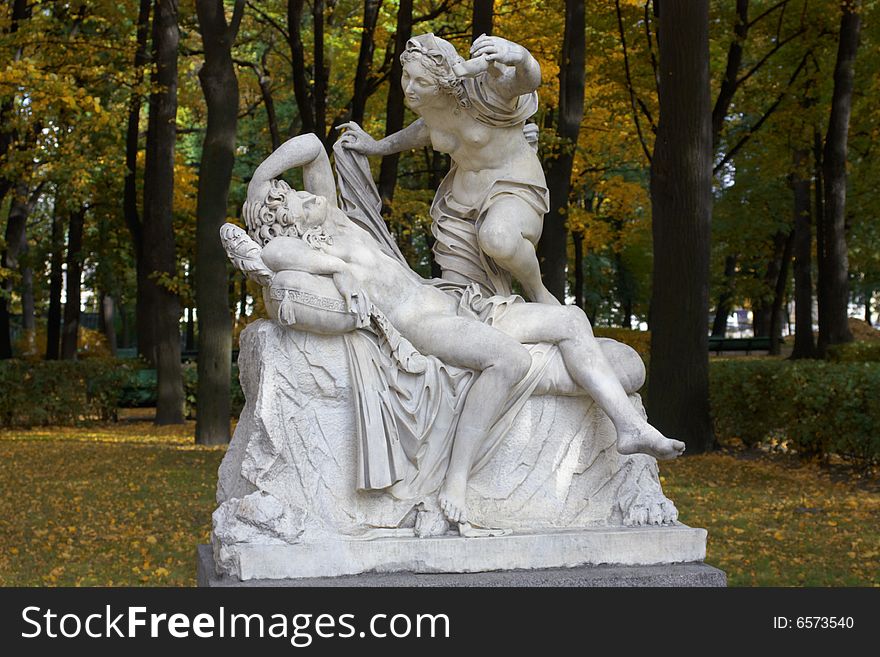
[339,33,557,305]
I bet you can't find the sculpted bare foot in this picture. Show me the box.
[414,504,450,538]
[438,474,468,525]
[617,425,685,461]
[458,522,511,538]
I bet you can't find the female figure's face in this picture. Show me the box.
[401,60,443,111]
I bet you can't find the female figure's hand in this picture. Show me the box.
[337,122,386,156]
[469,35,526,66]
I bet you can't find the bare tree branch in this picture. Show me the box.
[644,1,659,96]
[228,0,246,42]
[246,1,289,41]
[775,0,788,40]
[736,27,805,88]
[712,0,749,148]
[413,0,459,25]
[714,50,810,174]
[614,0,652,164]
[747,0,788,29]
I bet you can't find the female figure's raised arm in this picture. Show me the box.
[467,35,541,100]
[247,133,339,210]
[337,119,431,157]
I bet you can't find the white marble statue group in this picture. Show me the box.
[214,34,686,578]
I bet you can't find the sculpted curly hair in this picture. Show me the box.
[242,179,300,246]
[242,180,333,250]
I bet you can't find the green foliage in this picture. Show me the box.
[826,341,880,363]
[593,327,650,362]
[0,359,132,427]
[710,359,880,466]
[182,363,246,419]
[117,367,159,408]
[120,363,245,418]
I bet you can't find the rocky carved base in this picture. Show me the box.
[212,321,682,580]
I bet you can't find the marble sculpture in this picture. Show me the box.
[212,34,691,580]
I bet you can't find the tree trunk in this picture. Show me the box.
[754,231,789,338]
[472,0,494,40]
[256,51,281,150]
[573,229,584,309]
[813,126,827,351]
[351,0,382,126]
[768,230,794,355]
[239,277,248,318]
[377,0,414,209]
[100,293,118,356]
[752,306,768,338]
[125,0,152,364]
[185,307,195,351]
[790,146,815,359]
[194,0,244,444]
[46,209,64,360]
[17,187,36,347]
[615,249,633,328]
[647,0,713,454]
[817,0,860,355]
[287,0,315,135]
[711,255,737,337]
[313,0,328,143]
[708,1,751,340]
[20,266,34,354]
[537,0,585,302]
[120,303,131,349]
[143,0,184,424]
[0,0,32,210]
[0,184,31,358]
[711,0,749,149]
[61,207,86,360]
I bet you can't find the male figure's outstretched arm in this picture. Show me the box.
[261,235,346,276]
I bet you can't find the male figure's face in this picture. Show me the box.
[285,191,328,232]
[302,194,328,228]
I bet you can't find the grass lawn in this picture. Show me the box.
[0,419,877,587]
[661,453,879,586]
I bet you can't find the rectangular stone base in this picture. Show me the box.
[206,524,714,583]
[198,545,726,587]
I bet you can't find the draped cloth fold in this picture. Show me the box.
[332,140,408,267]
[460,75,538,129]
[431,167,549,297]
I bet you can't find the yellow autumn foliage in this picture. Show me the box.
[0,419,876,586]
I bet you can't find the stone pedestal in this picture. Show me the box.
[212,524,706,580]
[196,545,727,587]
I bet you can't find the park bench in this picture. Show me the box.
[708,336,783,355]
[118,353,241,408]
